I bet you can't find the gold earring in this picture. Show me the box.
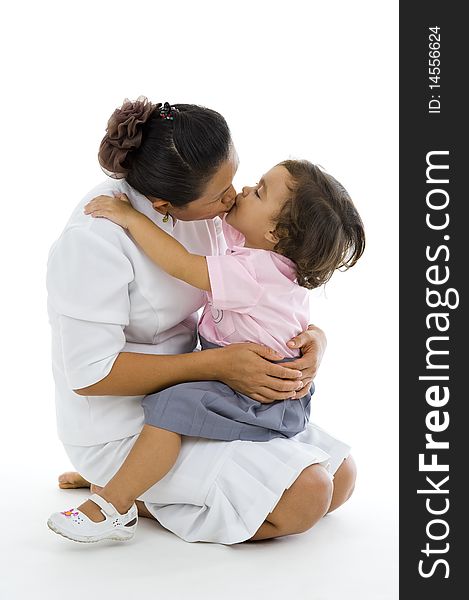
[162,212,169,223]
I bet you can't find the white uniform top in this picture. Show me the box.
[46,179,225,446]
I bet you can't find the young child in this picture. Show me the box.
[48,159,364,543]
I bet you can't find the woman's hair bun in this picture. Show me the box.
[98,96,157,178]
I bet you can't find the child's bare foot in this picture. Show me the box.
[58,471,91,489]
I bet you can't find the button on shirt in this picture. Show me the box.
[199,217,310,358]
[47,179,225,446]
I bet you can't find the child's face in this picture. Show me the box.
[225,165,291,249]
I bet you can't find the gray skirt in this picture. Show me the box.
[142,336,313,442]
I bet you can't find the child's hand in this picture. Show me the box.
[84,193,137,229]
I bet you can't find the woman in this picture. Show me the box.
[48,97,356,544]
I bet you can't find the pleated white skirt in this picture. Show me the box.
[63,423,350,545]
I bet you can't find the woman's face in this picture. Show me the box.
[169,147,239,222]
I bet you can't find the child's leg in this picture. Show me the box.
[100,425,181,510]
[76,425,181,522]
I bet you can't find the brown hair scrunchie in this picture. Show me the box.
[98,96,157,178]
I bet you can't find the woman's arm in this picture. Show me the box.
[84,194,211,291]
[75,343,305,402]
[75,348,220,396]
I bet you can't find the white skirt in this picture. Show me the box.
[63,423,350,545]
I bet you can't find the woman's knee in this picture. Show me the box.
[328,454,357,513]
[271,464,333,535]
[297,464,334,530]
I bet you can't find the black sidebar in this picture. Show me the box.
[400,2,466,597]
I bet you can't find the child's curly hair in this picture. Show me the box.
[273,160,365,290]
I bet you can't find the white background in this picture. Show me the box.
[0,1,398,598]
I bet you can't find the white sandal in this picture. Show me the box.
[47,493,138,543]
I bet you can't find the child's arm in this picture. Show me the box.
[84,193,211,291]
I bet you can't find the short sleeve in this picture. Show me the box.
[47,227,134,323]
[57,316,127,389]
[47,227,134,389]
[205,253,263,313]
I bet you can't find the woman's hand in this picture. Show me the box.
[84,193,138,229]
[214,343,305,404]
[281,324,327,398]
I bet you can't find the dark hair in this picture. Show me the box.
[98,96,232,206]
[273,160,365,290]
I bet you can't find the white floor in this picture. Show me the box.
[0,451,398,600]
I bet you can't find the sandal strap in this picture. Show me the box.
[88,493,119,518]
